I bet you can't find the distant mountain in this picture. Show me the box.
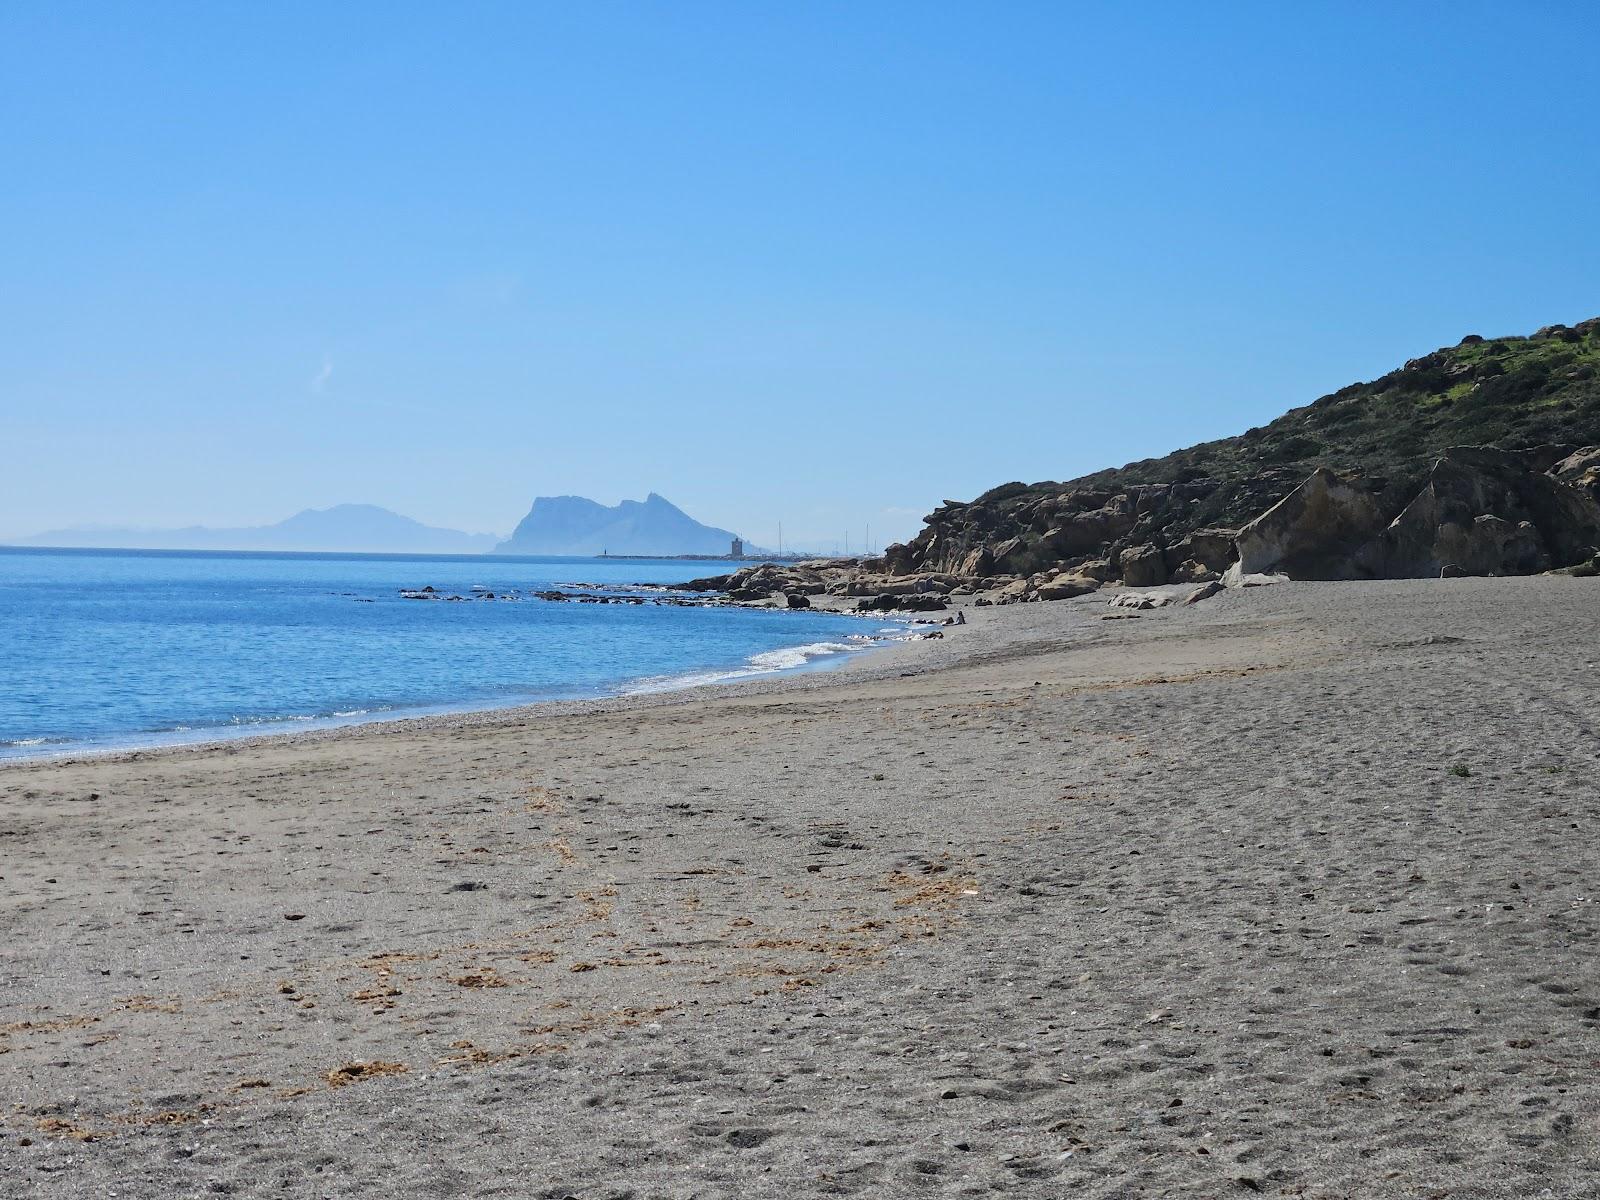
[495,493,743,556]
[14,504,500,554]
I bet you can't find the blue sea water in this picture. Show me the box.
[0,548,902,760]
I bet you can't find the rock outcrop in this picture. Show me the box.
[881,317,1600,588]
[891,478,1222,584]
[682,323,1600,604]
[1034,574,1100,601]
[1229,449,1600,581]
[1118,544,1168,587]
[1233,468,1389,579]
[689,452,1600,611]
[1376,447,1600,577]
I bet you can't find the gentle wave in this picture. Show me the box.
[624,640,860,693]
[622,632,914,695]
[747,640,859,670]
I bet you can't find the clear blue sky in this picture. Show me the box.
[5,2,1598,550]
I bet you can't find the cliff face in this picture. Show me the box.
[887,318,1600,583]
[494,493,740,556]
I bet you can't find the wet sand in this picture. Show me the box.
[2,577,1598,1198]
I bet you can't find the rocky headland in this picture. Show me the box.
[494,493,748,557]
[688,318,1600,610]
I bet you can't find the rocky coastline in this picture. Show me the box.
[405,322,1600,620]
[688,320,1600,609]
[675,441,1600,613]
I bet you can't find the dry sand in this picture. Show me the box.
[2,576,1598,1198]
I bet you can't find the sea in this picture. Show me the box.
[0,548,908,761]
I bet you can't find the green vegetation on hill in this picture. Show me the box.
[893,317,1600,579]
[993,317,1600,528]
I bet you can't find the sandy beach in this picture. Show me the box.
[3,577,1598,1198]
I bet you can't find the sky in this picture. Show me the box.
[4,2,1599,552]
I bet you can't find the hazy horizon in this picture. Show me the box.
[6,3,1598,549]
[4,491,879,552]
[5,494,866,557]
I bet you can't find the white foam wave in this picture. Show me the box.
[624,640,865,695]
[227,713,318,726]
[746,641,858,671]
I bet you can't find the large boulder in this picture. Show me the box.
[1552,446,1600,480]
[1432,515,1545,576]
[988,578,1033,605]
[1118,544,1168,587]
[1167,527,1239,577]
[682,572,737,591]
[1229,449,1600,580]
[877,578,929,597]
[1168,559,1219,584]
[955,546,994,577]
[1377,447,1600,576]
[882,542,918,576]
[1035,574,1100,601]
[844,576,925,597]
[1551,447,1600,502]
[1049,496,1137,554]
[1233,468,1389,579]
[1221,565,1290,588]
[1552,553,1600,578]
[1108,590,1171,610]
[990,536,1032,575]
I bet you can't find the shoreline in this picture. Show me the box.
[5,575,1597,1197]
[0,601,941,770]
[0,609,974,772]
